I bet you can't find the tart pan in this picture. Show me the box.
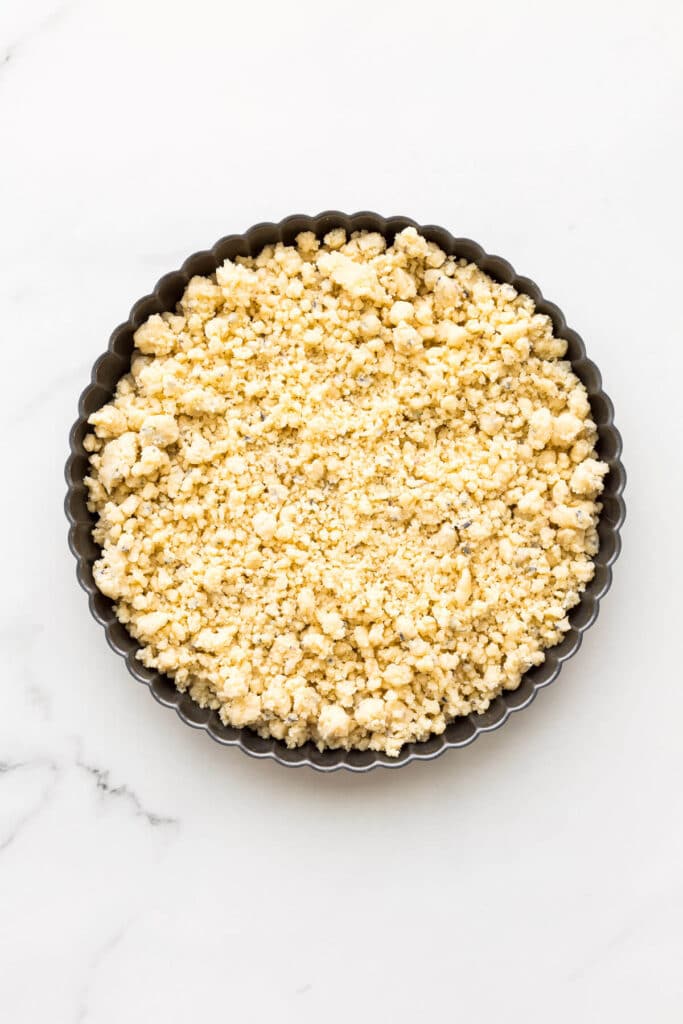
[65,212,626,772]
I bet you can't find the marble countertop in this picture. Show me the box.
[2,1,682,1021]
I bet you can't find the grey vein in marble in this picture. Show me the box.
[0,756,177,856]
[0,758,59,853]
[75,759,178,827]
[0,0,80,77]
[75,918,136,1024]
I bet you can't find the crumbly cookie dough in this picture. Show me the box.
[84,227,607,756]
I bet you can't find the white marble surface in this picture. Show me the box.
[2,1,682,1020]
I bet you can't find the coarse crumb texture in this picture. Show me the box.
[84,228,607,756]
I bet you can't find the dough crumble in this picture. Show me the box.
[84,227,607,756]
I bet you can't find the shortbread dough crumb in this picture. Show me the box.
[85,227,608,756]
